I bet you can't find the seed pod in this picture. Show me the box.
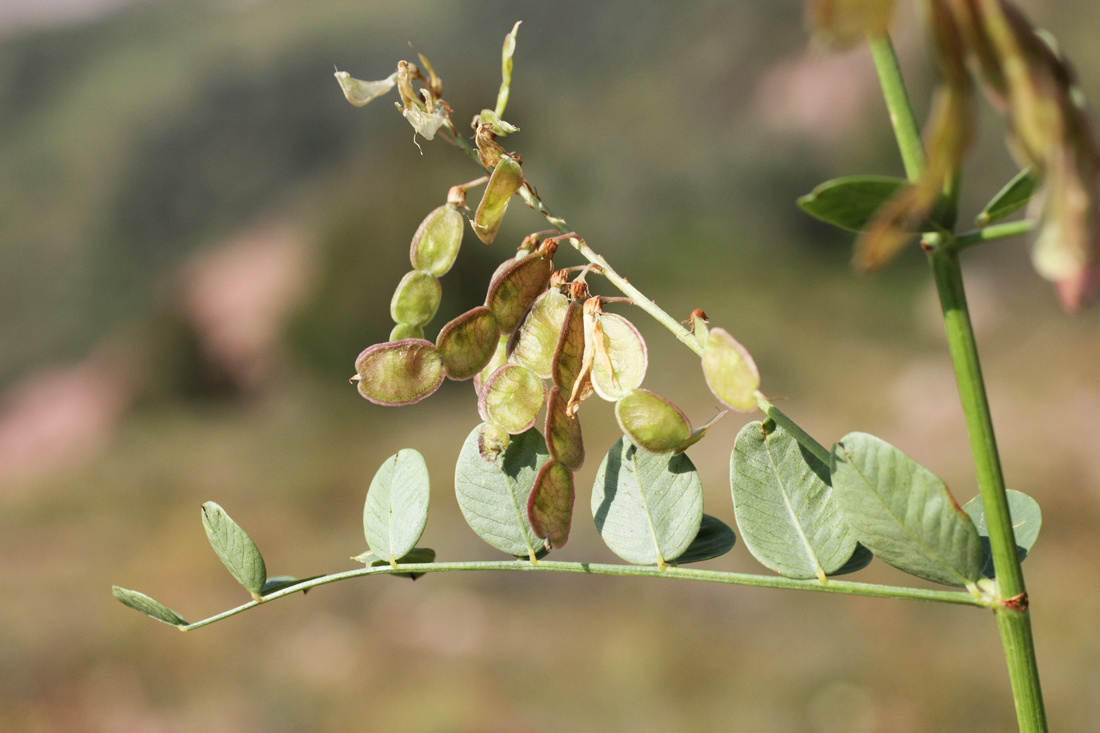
[472,155,524,244]
[484,241,557,333]
[701,327,760,412]
[474,333,510,396]
[353,339,445,406]
[508,289,570,378]
[477,421,511,460]
[390,270,442,326]
[527,460,575,550]
[545,387,584,469]
[590,313,648,401]
[410,203,464,277]
[390,323,424,341]
[615,389,692,454]
[552,297,586,393]
[436,306,501,380]
[478,364,547,434]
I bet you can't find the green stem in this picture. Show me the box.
[754,392,830,465]
[929,250,1046,732]
[953,219,1036,250]
[180,560,986,631]
[868,35,925,183]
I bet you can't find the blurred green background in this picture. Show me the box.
[1,0,1098,730]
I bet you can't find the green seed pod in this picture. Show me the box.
[410,203,464,277]
[508,289,570,378]
[474,333,510,397]
[477,421,511,460]
[552,298,585,392]
[484,242,556,333]
[527,459,575,550]
[545,386,584,469]
[390,323,424,341]
[478,364,547,434]
[615,389,692,454]
[353,339,445,406]
[390,270,442,326]
[701,327,760,412]
[472,155,524,244]
[590,313,648,401]
[436,306,501,380]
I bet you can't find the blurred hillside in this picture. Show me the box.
[1,1,1099,731]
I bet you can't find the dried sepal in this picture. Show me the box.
[615,389,693,454]
[394,60,449,141]
[527,459,575,550]
[334,70,397,107]
[478,364,547,435]
[472,155,524,244]
[701,327,760,412]
[477,421,511,461]
[353,339,445,406]
[411,203,464,277]
[436,306,501,381]
[390,270,442,327]
[484,239,557,333]
[545,386,585,470]
[508,289,570,378]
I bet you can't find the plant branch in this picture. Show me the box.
[952,219,1036,250]
[868,35,925,183]
[178,559,988,631]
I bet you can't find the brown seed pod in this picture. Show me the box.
[390,270,442,326]
[410,203,464,277]
[552,296,586,394]
[527,460,575,550]
[544,386,584,470]
[436,306,501,380]
[352,338,445,406]
[484,240,557,333]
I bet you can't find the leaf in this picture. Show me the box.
[527,460,575,549]
[830,433,982,586]
[201,501,267,598]
[455,424,550,559]
[354,547,437,580]
[730,421,858,580]
[112,586,187,627]
[353,339,445,406]
[669,514,736,565]
[261,576,309,595]
[591,437,704,567]
[963,490,1041,578]
[976,168,1037,226]
[364,449,431,563]
[797,175,911,233]
[701,328,760,412]
[828,543,874,577]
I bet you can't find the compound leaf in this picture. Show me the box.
[669,514,736,565]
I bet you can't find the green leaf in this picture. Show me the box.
[828,543,874,577]
[797,175,912,233]
[455,424,550,559]
[353,547,437,580]
[201,501,267,598]
[261,576,312,595]
[963,490,1041,578]
[830,433,982,586]
[112,586,187,627]
[730,421,858,580]
[591,437,704,566]
[976,168,1037,226]
[364,449,431,564]
[669,514,736,565]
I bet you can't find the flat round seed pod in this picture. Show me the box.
[591,313,648,401]
[545,386,584,469]
[390,270,442,326]
[474,333,510,396]
[436,306,501,380]
[701,327,760,412]
[528,460,575,550]
[551,298,585,391]
[508,289,570,378]
[390,323,424,341]
[477,421,511,460]
[354,339,445,406]
[615,389,692,454]
[484,250,555,333]
[479,364,547,434]
[472,155,523,244]
[410,203,464,276]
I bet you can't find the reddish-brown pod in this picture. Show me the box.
[353,339,445,406]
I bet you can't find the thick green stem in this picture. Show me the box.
[870,36,1046,731]
[929,250,1046,732]
[953,219,1036,250]
[178,559,985,631]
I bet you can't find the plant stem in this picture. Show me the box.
[179,559,986,631]
[929,249,1046,732]
[869,35,1047,733]
[754,392,830,464]
[953,219,1036,250]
